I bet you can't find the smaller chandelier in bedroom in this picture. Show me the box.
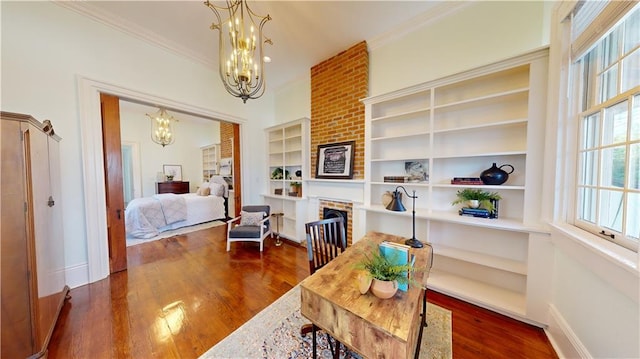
[147,108,176,147]
[204,0,272,103]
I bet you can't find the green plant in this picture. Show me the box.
[354,245,416,285]
[270,167,290,180]
[451,188,501,212]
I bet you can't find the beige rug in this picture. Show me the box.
[200,285,452,359]
[126,220,226,247]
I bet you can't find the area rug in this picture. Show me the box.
[199,285,452,359]
[126,220,226,247]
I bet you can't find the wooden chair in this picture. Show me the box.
[302,217,347,359]
[226,205,271,251]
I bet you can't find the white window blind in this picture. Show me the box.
[571,0,637,59]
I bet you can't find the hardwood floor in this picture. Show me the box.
[48,225,557,358]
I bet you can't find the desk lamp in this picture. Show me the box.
[386,186,423,248]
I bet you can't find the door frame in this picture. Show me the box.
[78,77,246,283]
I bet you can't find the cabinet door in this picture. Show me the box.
[0,120,34,358]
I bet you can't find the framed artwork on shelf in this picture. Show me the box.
[315,141,355,179]
[163,164,182,181]
[405,160,428,182]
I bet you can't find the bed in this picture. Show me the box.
[125,176,228,239]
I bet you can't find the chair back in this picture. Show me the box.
[242,205,270,230]
[305,217,347,275]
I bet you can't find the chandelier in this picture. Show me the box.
[204,0,272,103]
[147,108,176,147]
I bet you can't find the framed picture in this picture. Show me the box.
[405,160,429,182]
[163,164,182,181]
[219,158,232,176]
[315,141,355,179]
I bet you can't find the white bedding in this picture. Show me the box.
[126,193,225,239]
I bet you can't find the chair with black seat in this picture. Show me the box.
[226,205,271,251]
[302,216,347,359]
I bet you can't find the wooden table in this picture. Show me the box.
[300,231,432,359]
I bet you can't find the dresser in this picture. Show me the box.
[1,112,69,358]
[156,181,190,194]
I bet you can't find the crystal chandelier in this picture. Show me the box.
[204,0,272,103]
[147,108,176,147]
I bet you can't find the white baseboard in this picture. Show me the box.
[546,304,591,359]
[65,262,90,289]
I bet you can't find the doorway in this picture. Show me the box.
[79,77,245,282]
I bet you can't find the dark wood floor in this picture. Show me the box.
[48,224,557,358]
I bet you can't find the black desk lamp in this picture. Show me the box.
[386,186,423,248]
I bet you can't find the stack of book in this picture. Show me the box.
[383,176,408,183]
[459,207,497,218]
[379,241,414,292]
[451,177,483,185]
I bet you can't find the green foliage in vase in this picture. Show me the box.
[451,188,502,212]
[354,244,417,285]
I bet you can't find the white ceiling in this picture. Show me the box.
[57,1,466,92]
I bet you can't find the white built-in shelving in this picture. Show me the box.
[262,118,310,242]
[201,143,219,182]
[362,48,552,325]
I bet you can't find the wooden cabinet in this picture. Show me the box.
[1,112,69,358]
[201,143,219,182]
[262,118,310,242]
[156,181,190,194]
[362,48,552,324]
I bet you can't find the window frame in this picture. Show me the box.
[567,2,640,253]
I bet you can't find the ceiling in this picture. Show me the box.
[57,1,466,92]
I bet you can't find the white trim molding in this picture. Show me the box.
[546,304,592,359]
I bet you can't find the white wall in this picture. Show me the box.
[1,1,273,284]
[119,101,220,196]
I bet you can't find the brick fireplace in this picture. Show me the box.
[319,199,353,246]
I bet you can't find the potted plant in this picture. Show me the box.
[354,245,417,299]
[290,181,302,197]
[270,167,290,180]
[451,188,501,212]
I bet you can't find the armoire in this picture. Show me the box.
[1,112,69,358]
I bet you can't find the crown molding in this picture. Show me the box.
[367,1,473,51]
[53,1,215,68]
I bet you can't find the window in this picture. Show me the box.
[571,4,640,252]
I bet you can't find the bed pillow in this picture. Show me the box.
[240,211,265,226]
[196,186,210,196]
[209,182,225,197]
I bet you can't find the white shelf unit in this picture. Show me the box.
[362,48,551,324]
[201,143,219,182]
[263,118,310,242]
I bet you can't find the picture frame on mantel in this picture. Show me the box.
[315,141,355,179]
[163,164,182,181]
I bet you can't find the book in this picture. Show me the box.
[451,177,483,185]
[459,208,491,218]
[383,176,408,183]
[379,241,411,292]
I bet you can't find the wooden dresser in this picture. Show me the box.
[156,181,190,194]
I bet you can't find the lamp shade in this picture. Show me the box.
[386,191,406,212]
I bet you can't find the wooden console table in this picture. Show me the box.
[299,231,432,359]
[156,181,189,194]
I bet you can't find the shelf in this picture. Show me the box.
[433,87,529,111]
[433,118,527,135]
[370,107,430,123]
[362,204,548,234]
[371,181,430,187]
[371,131,431,142]
[433,244,527,274]
[431,150,526,159]
[428,269,526,317]
[432,183,525,190]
